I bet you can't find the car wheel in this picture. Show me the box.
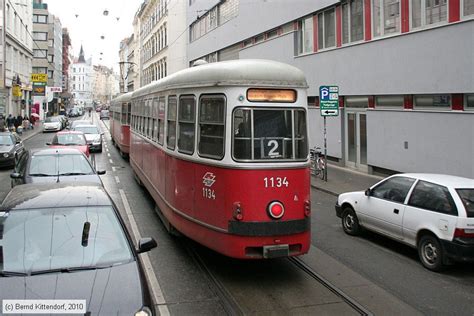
[418,235,445,272]
[342,206,361,236]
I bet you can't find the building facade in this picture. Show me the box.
[139,0,187,86]
[2,0,34,117]
[70,45,93,108]
[92,65,119,105]
[119,35,136,93]
[61,27,72,108]
[188,0,474,178]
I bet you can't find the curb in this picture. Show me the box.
[310,182,339,197]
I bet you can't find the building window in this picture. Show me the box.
[318,8,336,49]
[464,0,474,16]
[342,0,364,44]
[412,0,447,28]
[48,70,53,79]
[375,95,404,107]
[373,0,400,37]
[298,16,314,54]
[242,38,252,47]
[33,49,47,58]
[414,95,451,108]
[266,29,278,39]
[33,14,48,23]
[33,32,47,41]
[254,34,264,43]
[346,96,369,108]
[32,67,47,74]
[465,94,474,109]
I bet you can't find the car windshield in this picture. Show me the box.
[0,207,133,274]
[457,189,474,218]
[45,117,60,123]
[74,126,99,134]
[29,154,94,176]
[54,134,86,145]
[0,135,13,145]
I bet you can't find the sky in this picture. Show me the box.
[45,0,143,73]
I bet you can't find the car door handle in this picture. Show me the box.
[394,209,399,214]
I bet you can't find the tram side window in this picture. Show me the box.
[254,109,293,160]
[158,97,166,145]
[152,98,159,141]
[121,103,127,124]
[198,95,225,159]
[233,109,252,160]
[167,96,177,150]
[178,96,196,155]
[127,102,131,125]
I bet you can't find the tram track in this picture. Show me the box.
[288,257,373,316]
[182,239,245,316]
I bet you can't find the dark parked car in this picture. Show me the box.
[10,148,105,187]
[0,132,25,168]
[0,183,156,316]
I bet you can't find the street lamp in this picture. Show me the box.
[118,61,136,93]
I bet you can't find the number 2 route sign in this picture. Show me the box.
[319,86,339,117]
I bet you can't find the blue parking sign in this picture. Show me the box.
[319,86,339,117]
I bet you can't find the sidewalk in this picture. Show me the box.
[311,163,384,196]
[17,121,43,141]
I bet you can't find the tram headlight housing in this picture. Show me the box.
[267,201,285,219]
[304,200,311,217]
[134,307,152,316]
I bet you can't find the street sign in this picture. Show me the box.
[32,83,46,96]
[31,73,48,83]
[319,86,339,117]
[48,86,62,93]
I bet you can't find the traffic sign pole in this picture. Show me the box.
[324,116,327,182]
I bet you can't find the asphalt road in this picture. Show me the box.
[0,114,473,315]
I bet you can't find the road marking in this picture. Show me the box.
[107,153,111,157]
[115,176,120,184]
[119,189,170,316]
[112,166,116,172]
[109,159,113,164]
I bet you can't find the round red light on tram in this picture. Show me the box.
[268,201,284,219]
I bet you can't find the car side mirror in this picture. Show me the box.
[46,142,51,145]
[365,188,372,196]
[10,172,21,179]
[97,170,106,175]
[136,237,157,254]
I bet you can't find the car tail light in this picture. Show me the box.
[268,201,284,219]
[454,228,474,238]
[304,200,311,217]
[233,202,243,221]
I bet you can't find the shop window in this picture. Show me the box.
[298,16,314,54]
[373,0,400,37]
[412,0,447,28]
[464,0,474,16]
[342,0,364,44]
[414,95,451,108]
[318,8,336,49]
[375,95,404,107]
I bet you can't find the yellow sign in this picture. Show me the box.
[13,85,22,97]
[31,73,48,83]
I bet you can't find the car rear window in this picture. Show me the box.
[456,189,474,217]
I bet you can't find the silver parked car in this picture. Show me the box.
[336,173,474,271]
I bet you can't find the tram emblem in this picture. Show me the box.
[202,172,216,187]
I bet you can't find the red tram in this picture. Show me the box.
[130,59,311,259]
[110,92,132,157]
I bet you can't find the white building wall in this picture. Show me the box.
[168,0,187,74]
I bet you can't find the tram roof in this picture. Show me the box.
[132,59,308,98]
[112,91,133,103]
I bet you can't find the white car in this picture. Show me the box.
[42,116,63,132]
[335,173,474,271]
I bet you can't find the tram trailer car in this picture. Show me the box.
[110,92,133,157]
[130,59,311,259]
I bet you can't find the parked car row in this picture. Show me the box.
[336,173,474,272]
[42,115,68,132]
[2,120,157,315]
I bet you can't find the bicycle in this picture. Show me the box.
[310,146,326,180]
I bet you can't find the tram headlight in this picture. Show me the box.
[134,307,152,316]
[267,201,285,219]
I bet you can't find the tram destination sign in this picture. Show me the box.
[319,86,339,117]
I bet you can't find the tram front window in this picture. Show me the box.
[233,108,307,161]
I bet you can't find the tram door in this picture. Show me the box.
[345,98,368,172]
